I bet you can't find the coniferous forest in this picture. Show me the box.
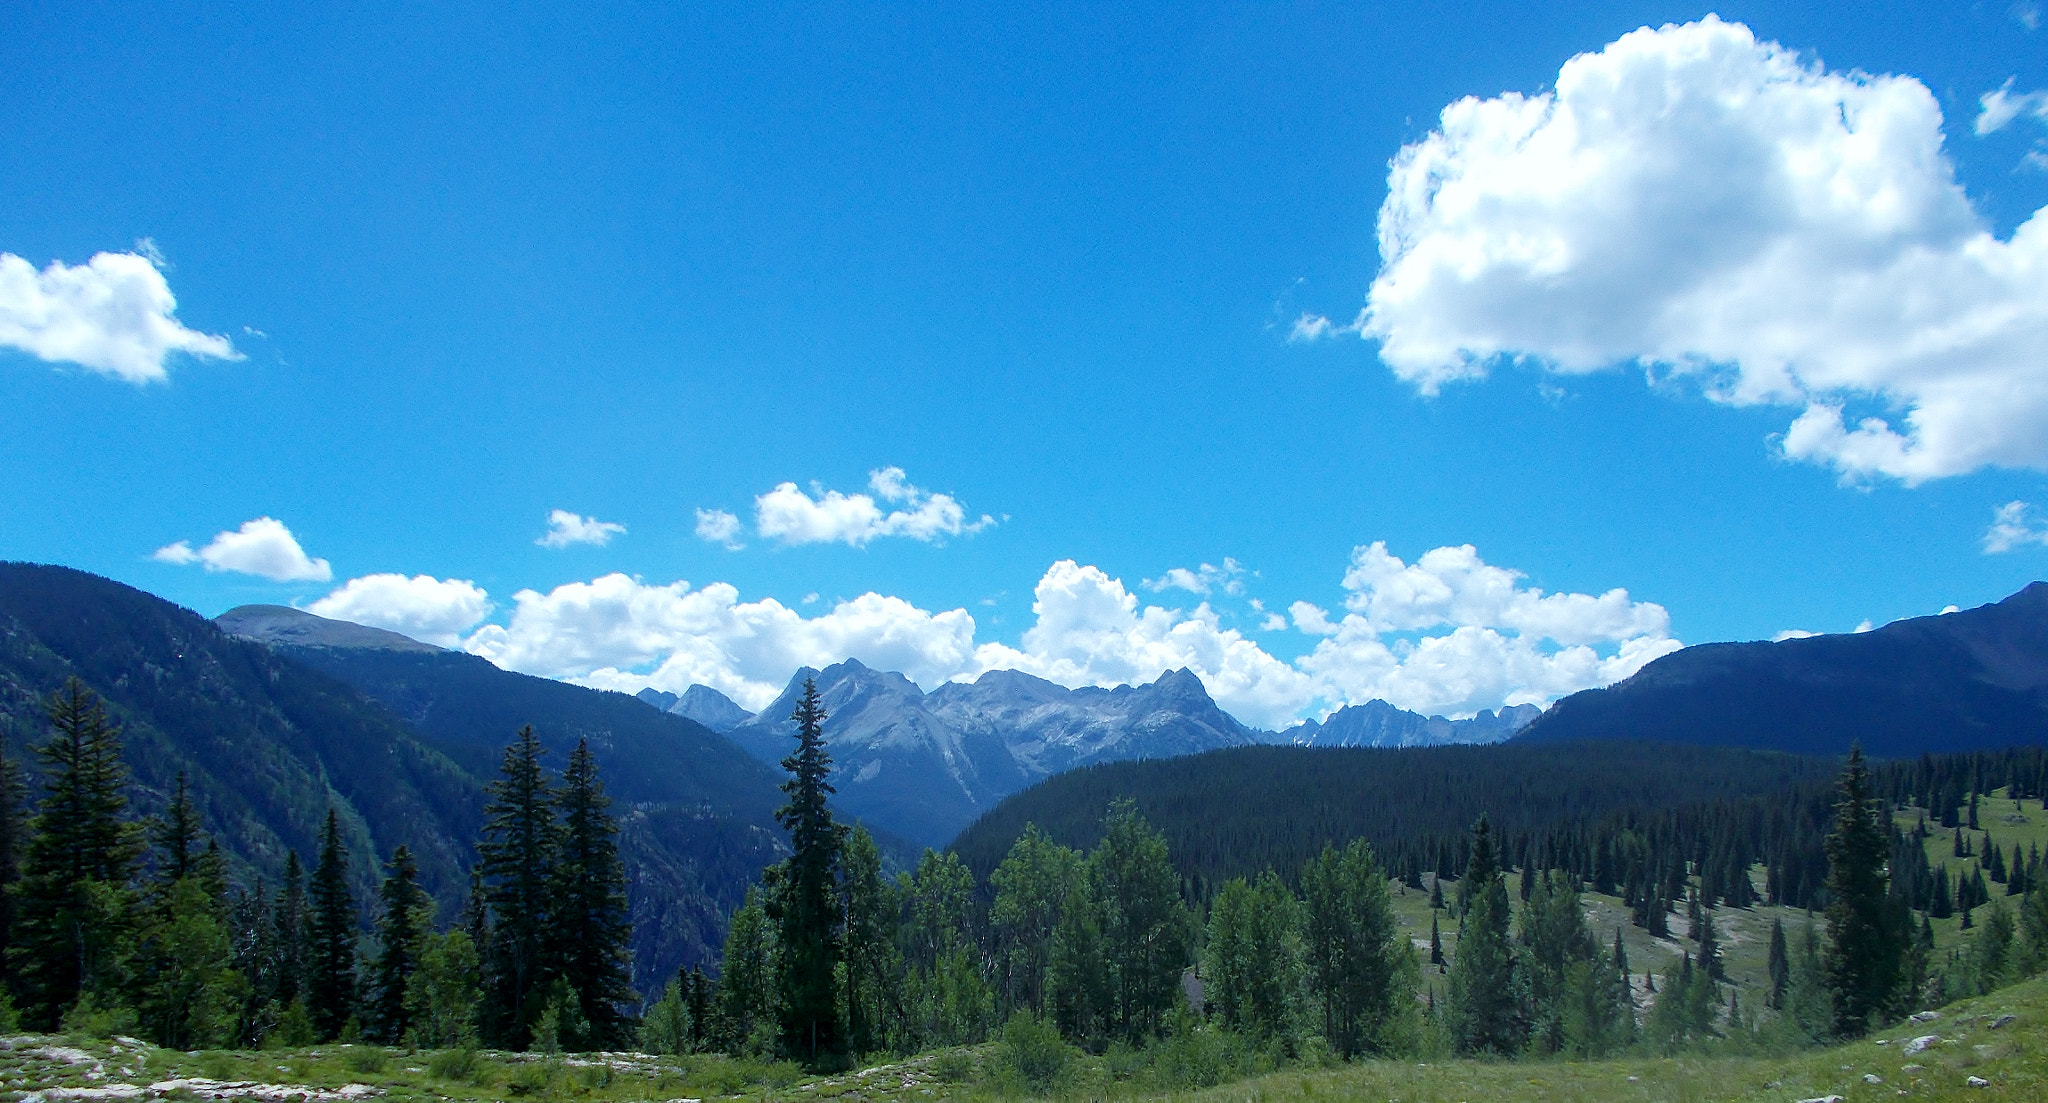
[9,672,2048,1101]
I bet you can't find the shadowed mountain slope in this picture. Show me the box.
[1516,582,2048,757]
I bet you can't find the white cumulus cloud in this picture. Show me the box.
[1317,16,2048,485]
[737,467,996,547]
[460,574,980,711]
[0,250,238,383]
[309,574,493,647]
[536,509,626,549]
[405,543,1674,729]
[153,517,331,582]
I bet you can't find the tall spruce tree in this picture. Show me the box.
[478,725,561,1049]
[1766,917,1790,1010]
[271,851,311,1011]
[369,845,430,1043]
[307,808,359,1040]
[771,678,846,1066]
[152,772,202,888]
[1447,815,1525,1055]
[8,679,143,1029]
[1823,746,1906,1035]
[555,737,634,1049]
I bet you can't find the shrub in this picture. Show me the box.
[344,1047,388,1074]
[933,1049,974,1083]
[427,1047,486,1084]
[999,1012,1073,1094]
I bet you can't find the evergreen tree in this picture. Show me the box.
[1301,838,1408,1057]
[1090,800,1189,1044]
[478,725,561,1049]
[1519,872,1595,1054]
[8,680,143,1029]
[899,849,993,1049]
[306,809,359,1040]
[840,826,902,1056]
[770,678,846,1066]
[151,772,202,889]
[1429,913,1444,967]
[368,845,430,1044]
[270,852,311,1011]
[555,738,635,1049]
[1823,747,1905,1036]
[1447,815,1525,1056]
[1695,908,1723,980]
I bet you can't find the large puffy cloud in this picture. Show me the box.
[462,573,980,710]
[1311,16,2048,484]
[0,250,238,383]
[431,542,1675,730]
[309,573,493,647]
[708,467,997,548]
[153,517,332,582]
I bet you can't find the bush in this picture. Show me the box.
[343,1047,388,1074]
[427,1047,487,1084]
[998,1012,1073,1094]
[60,993,139,1039]
[933,1049,974,1083]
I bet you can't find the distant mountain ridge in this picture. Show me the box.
[637,684,755,732]
[1276,699,1541,748]
[1517,581,2048,757]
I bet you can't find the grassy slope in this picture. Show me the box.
[6,976,2043,1103]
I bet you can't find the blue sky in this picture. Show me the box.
[3,2,2046,727]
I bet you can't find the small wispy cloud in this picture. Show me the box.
[1143,558,1247,596]
[1984,500,2048,553]
[536,509,626,549]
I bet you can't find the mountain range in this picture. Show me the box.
[1517,582,2048,757]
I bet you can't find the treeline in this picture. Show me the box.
[0,680,634,1052]
[671,702,2048,1072]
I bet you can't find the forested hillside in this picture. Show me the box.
[951,741,1834,890]
[0,564,785,989]
[0,562,480,907]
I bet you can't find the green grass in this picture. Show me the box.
[8,976,2045,1102]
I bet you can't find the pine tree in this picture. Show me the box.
[1447,815,1525,1055]
[1520,872,1595,1053]
[770,678,847,1066]
[478,725,561,1049]
[152,772,202,888]
[8,680,144,1029]
[555,738,635,1049]
[368,845,430,1044]
[1823,747,1906,1036]
[307,808,359,1040]
[1429,912,1444,967]
[1695,908,1723,980]
[271,851,311,1010]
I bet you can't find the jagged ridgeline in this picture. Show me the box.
[0,562,787,988]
